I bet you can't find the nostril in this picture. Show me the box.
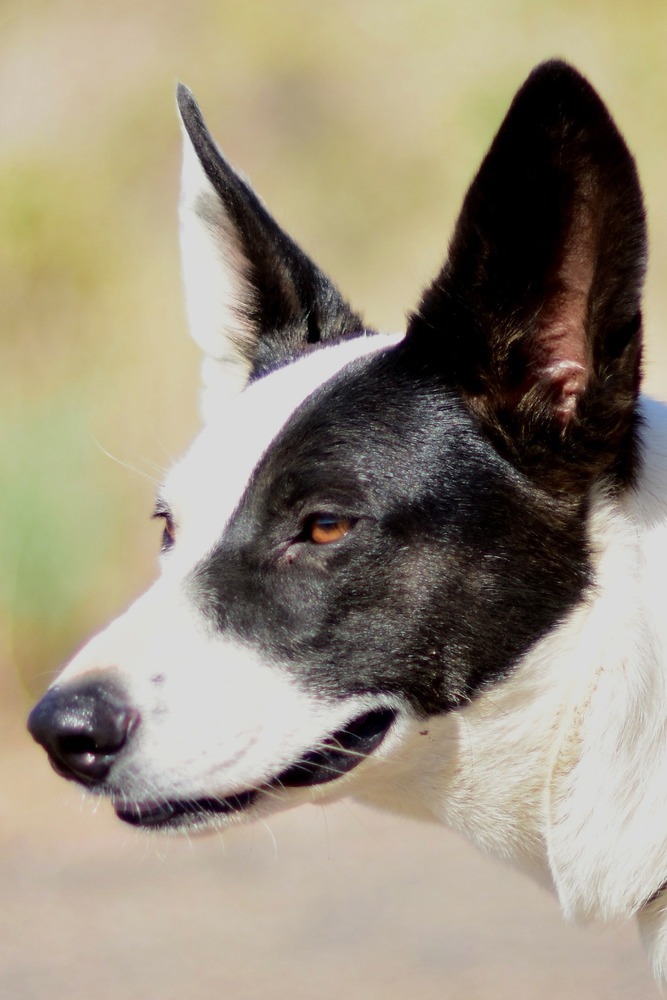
[28,678,139,788]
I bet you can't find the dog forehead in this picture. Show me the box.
[161,332,403,569]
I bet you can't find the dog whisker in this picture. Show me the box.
[91,436,165,484]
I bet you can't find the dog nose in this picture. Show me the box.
[27,677,139,787]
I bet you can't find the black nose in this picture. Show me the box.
[27,677,139,787]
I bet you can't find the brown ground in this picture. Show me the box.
[0,722,658,1000]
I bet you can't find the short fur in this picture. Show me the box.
[28,61,667,984]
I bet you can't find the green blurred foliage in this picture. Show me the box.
[3,0,667,706]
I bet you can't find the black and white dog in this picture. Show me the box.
[28,61,667,982]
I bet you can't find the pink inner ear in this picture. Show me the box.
[534,195,596,423]
[542,358,588,420]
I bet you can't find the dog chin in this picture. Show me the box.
[111,706,397,833]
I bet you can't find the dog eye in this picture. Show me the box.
[152,505,176,551]
[304,513,354,545]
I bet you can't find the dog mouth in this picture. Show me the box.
[114,707,396,830]
[114,789,258,828]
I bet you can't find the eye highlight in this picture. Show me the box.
[304,513,354,545]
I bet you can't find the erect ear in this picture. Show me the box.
[406,61,646,495]
[176,85,366,418]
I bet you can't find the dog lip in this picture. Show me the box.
[113,706,396,829]
[270,706,397,788]
[114,789,258,828]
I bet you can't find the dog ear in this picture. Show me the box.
[406,61,646,495]
[176,85,365,417]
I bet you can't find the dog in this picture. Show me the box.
[28,60,667,983]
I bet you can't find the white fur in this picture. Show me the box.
[58,333,405,822]
[179,116,257,410]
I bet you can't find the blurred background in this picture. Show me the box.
[3,1,667,997]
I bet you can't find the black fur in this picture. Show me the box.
[189,61,645,716]
[193,343,590,716]
[407,61,646,497]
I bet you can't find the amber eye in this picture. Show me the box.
[305,513,353,545]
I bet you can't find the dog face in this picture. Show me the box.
[28,61,645,839]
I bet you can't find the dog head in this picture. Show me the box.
[28,62,645,838]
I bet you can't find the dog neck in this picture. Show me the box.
[354,395,667,938]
